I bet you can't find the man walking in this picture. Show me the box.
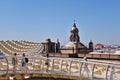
[12,53,18,74]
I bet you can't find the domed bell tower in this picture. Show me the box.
[69,23,80,42]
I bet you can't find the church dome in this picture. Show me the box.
[64,42,75,48]
[64,42,87,49]
[71,26,76,30]
[71,23,79,32]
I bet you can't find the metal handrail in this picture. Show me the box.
[0,55,120,80]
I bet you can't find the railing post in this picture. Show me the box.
[41,58,45,71]
[5,56,9,75]
[32,58,35,70]
[106,65,109,80]
[91,64,95,80]
[68,60,72,75]
[109,66,114,80]
[79,62,83,77]
[60,59,63,73]
[39,58,42,71]
[51,59,54,72]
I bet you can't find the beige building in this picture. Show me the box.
[60,23,93,56]
[42,23,93,57]
[41,38,60,53]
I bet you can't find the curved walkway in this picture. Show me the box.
[0,55,120,80]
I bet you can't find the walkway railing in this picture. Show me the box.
[0,55,120,80]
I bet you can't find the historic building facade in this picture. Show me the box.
[42,23,93,57]
[60,23,93,55]
[41,38,60,53]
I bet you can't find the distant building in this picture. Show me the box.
[60,23,93,56]
[95,44,104,50]
[42,22,93,57]
[41,38,60,53]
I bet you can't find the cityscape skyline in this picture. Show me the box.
[0,0,120,46]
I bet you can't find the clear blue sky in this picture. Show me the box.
[0,0,120,45]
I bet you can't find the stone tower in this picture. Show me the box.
[69,23,80,42]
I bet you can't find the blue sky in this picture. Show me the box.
[0,0,120,45]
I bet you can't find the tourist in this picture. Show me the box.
[21,53,27,73]
[46,53,49,58]
[12,53,18,74]
[0,50,4,59]
[0,50,4,56]
[41,51,45,57]
[82,57,89,77]
[45,53,49,72]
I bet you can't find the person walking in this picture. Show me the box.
[45,53,49,72]
[12,53,18,74]
[82,57,89,77]
[0,50,3,55]
[21,53,27,74]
